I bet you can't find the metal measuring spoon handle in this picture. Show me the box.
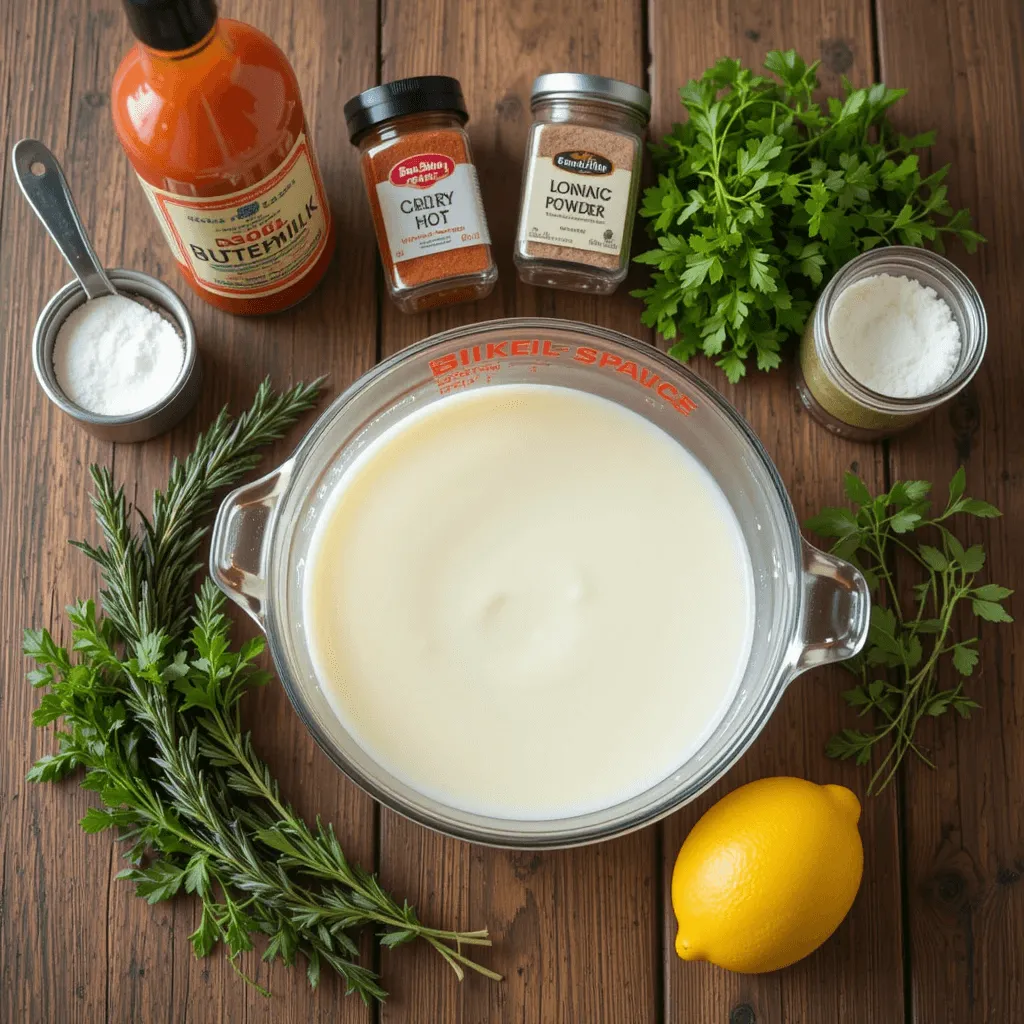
[12,139,117,300]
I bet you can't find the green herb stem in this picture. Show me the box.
[634,49,983,382]
[806,469,1011,793]
[25,380,500,1000]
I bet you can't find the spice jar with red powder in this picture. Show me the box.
[345,77,497,313]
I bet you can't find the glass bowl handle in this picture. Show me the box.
[209,460,293,629]
[792,538,871,675]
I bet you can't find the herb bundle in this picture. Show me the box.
[25,380,497,1000]
[806,469,1012,793]
[634,50,983,382]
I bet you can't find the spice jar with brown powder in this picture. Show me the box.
[345,76,497,312]
[514,74,651,294]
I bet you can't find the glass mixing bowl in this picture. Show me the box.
[211,318,869,848]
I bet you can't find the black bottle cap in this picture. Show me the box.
[121,0,218,52]
[344,76,469,142]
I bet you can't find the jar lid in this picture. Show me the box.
[530,73,651,120]
[344,76,469,142]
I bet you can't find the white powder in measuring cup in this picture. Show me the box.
[827,273,961,398]
[53,293,184,416]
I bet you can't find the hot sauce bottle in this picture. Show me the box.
[111,0,335,314]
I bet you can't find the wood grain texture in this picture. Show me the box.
[646,3,903,1022]
[1,0,1022,1020]
[0,1,381,1021]
[375,2,659,1023]
[0,5,117,1021]
[875,1,1024,1020]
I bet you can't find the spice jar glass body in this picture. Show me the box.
[796,247,987,441]
[353,111,497,313]
[514,83,649,295]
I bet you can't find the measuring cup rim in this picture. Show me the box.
[287,316,800,544]
[241,316,814,847]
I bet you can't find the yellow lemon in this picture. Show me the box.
[671,776,863,973]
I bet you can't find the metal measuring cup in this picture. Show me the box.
[14,139,201,443]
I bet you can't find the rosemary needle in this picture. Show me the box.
[26,379,499,1000]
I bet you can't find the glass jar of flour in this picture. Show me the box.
[514,74,650,294]
[796,247,987,441]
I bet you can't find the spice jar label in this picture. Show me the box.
[519,127,634,258]
[375,152,490,265]
[136,133,331,299]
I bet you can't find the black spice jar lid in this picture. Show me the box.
[344,76,469,142]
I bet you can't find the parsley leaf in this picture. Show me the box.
[24,382,500,1001]
[805,469,1011,793]
[634,50,983,382]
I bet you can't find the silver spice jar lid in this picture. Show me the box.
[530,73,651,120]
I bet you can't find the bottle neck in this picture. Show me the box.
[136,21,226,80]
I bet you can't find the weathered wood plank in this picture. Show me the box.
[645,3,903,1022]
[875,0,1024,1020]
[0,0,381,1020]
[5,0,1020,1020]
[376,2,660,1022]
[0,4,118,1021]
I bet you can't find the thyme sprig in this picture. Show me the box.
[25,380,497,1000]
[806,468,1012,793]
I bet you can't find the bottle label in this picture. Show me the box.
[519,131,633,256]
[375,152,490,264]
[136,133,330,298]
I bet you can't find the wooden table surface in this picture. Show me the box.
[1,1,1021,1021]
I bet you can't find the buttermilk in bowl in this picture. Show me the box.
[302,383,754,820]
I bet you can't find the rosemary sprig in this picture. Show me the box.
[27,598,389,1002]
[182,589,495,980]
[806,468,1013,793]
[25,380,498,999]
[74,377,323,644]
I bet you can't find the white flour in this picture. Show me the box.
[828,273,961,398]
[53,293,184,416]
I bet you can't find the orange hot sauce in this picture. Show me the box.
[111,0,335,315]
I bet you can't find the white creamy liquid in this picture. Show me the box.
[303,384,754,819]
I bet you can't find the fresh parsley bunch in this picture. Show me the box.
[633,50,984,382]
[806,469,1011,794]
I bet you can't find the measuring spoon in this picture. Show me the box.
[12,138,118,299]
[13,138,201,442]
